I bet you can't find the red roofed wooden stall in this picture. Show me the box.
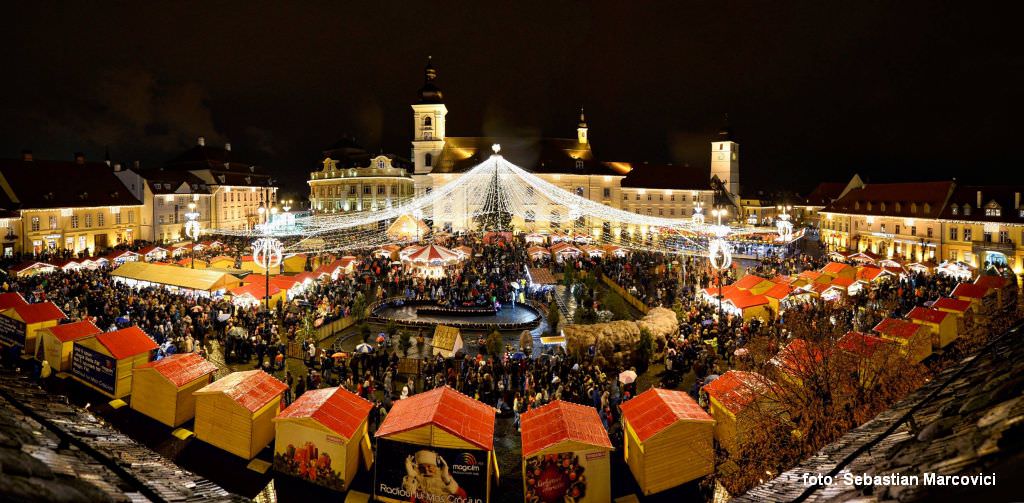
[520,400,612,503]
[974,274,1014,310]
[932,297,974,333]
[702,370,773,454]
[620,388,714,495]
[837,331,897,385]
[374,386,497,503]
[193,370,288,459]
[0,301,66,357]
[950,282,997,316]
[272,387,373,491]
[36,320,102,373]
[130,353,218,427]
[872,318,932,362]
[906,306,958,348]
[71,326,157,398]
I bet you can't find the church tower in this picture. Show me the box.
[577,107,588,144]
[710,117,739,196]
[411,56,448,175]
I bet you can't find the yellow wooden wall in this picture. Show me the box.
[38,332,75,372]
[131,368,176,426]
[709,398,739,454]
[195,393,254,459]
[250,398,281,459]
[24,320,59,357]
[639,421,715,495]
[175,377,213,427]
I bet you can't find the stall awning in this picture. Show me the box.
[111,261,242,292]
[520,400,611,457]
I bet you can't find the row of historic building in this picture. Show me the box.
[0,139,276,257]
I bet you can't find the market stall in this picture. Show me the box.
[432,325,463,358]
[620,388,715,495]
[139,245,170,262]
[0,301,66,356]
[974,275,1014,310]
[193,370,288,459]
[950,282,997,317]
[520,400,612,502]
[71,326,157,399]
[906,306,958,349]
[932,297,974,333]
[36,320,102,373]
[386,214,431,241]
[107,249,141,265]
[701,370,772,455]
[374,386,497,503]
[837,331,894,384]
[872,318,932,362]
[527,246,550,261]
[111,261,242,297]
[6,261,57,277]
[273,387,374,491]
[229,282,284,308]
[130,353,218,427]
[403,244,463,278]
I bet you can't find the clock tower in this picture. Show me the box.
[710,121,739,196]
[411,56,448,176]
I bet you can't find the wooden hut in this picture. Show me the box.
[837,331,895,385]
[273,387,374,491]
[6,261,58,277]
[520,400,612,502]
[820,262,856,281]
[193,370,287,459]
[769,338,826,387]
[432,325,463,358]
[950,282,997,317]
[130,353,218,427]
[282,253,308,274]
[620,388,715,495]
[974,275,1014,310]
[701,370,772,455]
[374,386,496,503]
[906,306,958,349]
[36,320,102,373]
[0,301,66,357]
[71,326,157,399]
[872,318,932,362]
[932,297,974,333]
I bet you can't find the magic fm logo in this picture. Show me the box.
[451,452,481,474]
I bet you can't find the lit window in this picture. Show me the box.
[31,217,40,231]
[71,216,79,229]
[98,213,104,227]
[951,205,959,215]
[985,207,1001,217]
[48,216,57,229]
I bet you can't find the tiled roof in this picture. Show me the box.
[520,400,612,457]
[939,184,1024,224]
[974,274,1008,290]
[822,181,954,218]
[136,353,218,388]
[802,182,846,206]
[951,282,991,299]
[620,388,713,442]
[0,292,28,311]
[374,386,495,450]
[95,326,157,359]
[9,301,66,324]
[194,370,287,413]
[837,331,890,358]
[734,274,770,290]
[702,371,771,415]
[872,318,923,340]
[0,158,142,209]
[906,306,950,325]
[932,297,971,312]
[431,136,620,176]
[275,387,372,439]
[46,320,102,343]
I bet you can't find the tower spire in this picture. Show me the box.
[577,106,589,145]
[417,56,443,104]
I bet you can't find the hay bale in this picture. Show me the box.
[563,308,678,363]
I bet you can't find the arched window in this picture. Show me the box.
[423,116,432,129]
[377,159,385,169]
[424,153,432,167]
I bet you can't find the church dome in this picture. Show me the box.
[417,57,444,104]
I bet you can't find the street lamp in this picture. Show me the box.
[709,208,732,324]
[184,202,201,269]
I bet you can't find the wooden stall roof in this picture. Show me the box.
[950,283,991,299]
[230,282,281,298]
[762,283,793,300]
[0,292,29,311]
[136,353,218,387]
[932,297,971,313]
[46,320,102,343]
[733,274,771,290]
[111,262,242,292]
[906,307,951,325]
[872,318,925,340]
[194,370,287,412]
[837,331,891,358]
[520,400,611,457]
[8,301,66,324]
[702,371,772,416]
[432,325,461,351]
[527,267,556,285]
[620,388,714,442]
[275,387,373,439]
[821,262,855,275]
[375,386,495,450]
[96,326,158,358]
[770,338,827,376]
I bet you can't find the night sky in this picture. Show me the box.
[2,1,1021,199]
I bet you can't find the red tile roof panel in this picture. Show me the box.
[95,326,158,359]
[951,283,990,299]
[375,386,495,450]
[838,331,890,357]
[734,275,770,290]
[0,292,29,311]
[906,307,950,325]
[276,387,373,439]
[46,320,102,343]
[932,297,971,313]
[974,275,1007,290]
[136,353,218,388]
[11,302,66,324]
[520,400,612,457]
[702,371,772,415]
[195,370,287,413]
[620,388,713,442]
[872,318,924,340]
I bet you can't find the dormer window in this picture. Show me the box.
[423,116,432,130]
[575,159,584,170]
[910,203,917,214]
[866,201,873,211]
[854,201,860,210]
[894,202,900,213]
[923,203,930,213]
[880,202,886,212]
[985,207,1001,217]
[377,159,386,169]
[964,205,971,216]
[951,204,959,215]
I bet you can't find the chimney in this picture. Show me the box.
[114,162,122,172]
[133,160,140,169]
[21,149,33,161]
[198,136,206,146]
[1016,192,1021,209]
[976,190,982,208]
[224,142,231,152]
[74,152,85,165]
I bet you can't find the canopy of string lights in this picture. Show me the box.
[209,146,757,255]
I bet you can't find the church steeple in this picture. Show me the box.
[412,56,448,175]
[577,106,588,145]
[418,56,444,104]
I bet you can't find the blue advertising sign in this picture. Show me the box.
[0,313,26,348]
[71,343,116,395]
